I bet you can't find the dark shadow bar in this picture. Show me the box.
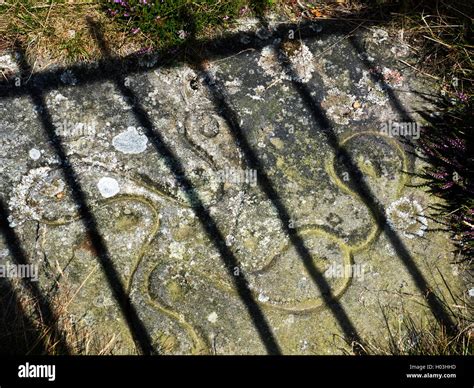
[194,62,365,352]
[275,39,456,336]
[0,197,67,354]
[87,18,282,355]
[13,46,155,355]
[0,19,369,100]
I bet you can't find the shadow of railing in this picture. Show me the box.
[12,45,155,355]
[191,60,365,352]
[348,35,458,333]
[0,197,67,354]
[0,8,459,354]
[86,18,282,355]
[177,10,365,352]
[275,37,456,336]
[0,19,372,100]
[0,278,46,355]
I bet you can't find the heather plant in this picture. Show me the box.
[373,0,473,263]
[416,99,473,260]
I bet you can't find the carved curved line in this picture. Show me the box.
[258,227,354,313]
[186,227,353,314]
[143,262,210,355]
[325,131,409,201]
[180,123,229,206]
[38,192,208,354]
[178,132,410,314]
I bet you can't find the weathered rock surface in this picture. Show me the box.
[0,21,465,354]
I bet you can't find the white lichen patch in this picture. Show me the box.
[257,47,278,76]
[0,54,19,76]
[112,127,148,154]
[257,42,315,84]
[50,91,70,106]
[97,177,120,198]
[224,78,243,95]
[322,87,365,125]
[390,42,411,58]
[286,43,315,83]
[207,311,218,324]
[8,167,70,226]
[8,167,50,226]
[111,93,133,111]
[371,28,389,44]
[386,197,428,239]
[258,293,270,303]
[356,70,390,107]
[29,148,41,160]
[168,241,187,261]
[229,16,260,33]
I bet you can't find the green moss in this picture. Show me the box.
[114,212,141,232]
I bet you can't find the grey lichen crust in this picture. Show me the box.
[0,23,465,355]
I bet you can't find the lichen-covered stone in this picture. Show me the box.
[0,22,466,355]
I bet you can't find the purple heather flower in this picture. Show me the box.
[135,46,152,55]
[239,6,249,16]
[458,92,468,102]
[441,181,455,190]
[431,171,449,180]
[447,137,466,151]
[131,27,140,34]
